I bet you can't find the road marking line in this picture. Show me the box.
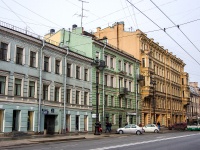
[89,133,200,150]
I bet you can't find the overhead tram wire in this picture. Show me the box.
[1,0,35,33]
[126,0,200,66]
[150,0,200,53]
[12,0,63,28]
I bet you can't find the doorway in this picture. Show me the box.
[66,114,70,132]
[75,115,79,131]
[0,110,4,132]
[44,115,56,134]
[119,115,122,128]
[27,111,34,131]
[12,110,20,131]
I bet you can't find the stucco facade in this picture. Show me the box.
[45,26,141,131]
[94,22,190,127]
[0,22,93,133]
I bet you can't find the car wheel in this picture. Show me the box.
[136,130,141,135]
[119,130,123,134]
[154,129,159,133]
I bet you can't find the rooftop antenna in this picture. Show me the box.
[78,0,89,27]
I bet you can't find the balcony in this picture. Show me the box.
[119,70,127,75]
[119,87,128,95]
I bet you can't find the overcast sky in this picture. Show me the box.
[1,0,200,84]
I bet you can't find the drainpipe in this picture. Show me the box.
[38,39,45,133]
[102,41,106,129]
[135,64,138,125]
[63,48,69,133]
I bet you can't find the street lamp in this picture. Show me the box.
[92,53,106,135]
[150,76,156,124]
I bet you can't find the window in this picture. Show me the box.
[76,66,80,79]
[0,76,6,94]
[96,51,100,60]
[129,82,131,91]
[76,91,80,104]
[149,59,152,68]
[0,42,8,61]
[118,60,121,71]
[30,51,36,67]
[84,92,88,105]
[54,87,59,101]
[104,55,107,66]
[15,79,21,96]
[111,76,114,87]
[124,63,126,72]
[67,63,71,77]
[129,64,131,75]
[105,75,107,86]
[142,58,145,67]
[43,85,48,100]
[44,56,49,72]
[66,89,71,103]
[29,81,35,97]
[111,96,114,106]
[119,98,122,107]
[16,47,23,65]
[130,100,132,108]
[125,99,128,108]
[84,69,88,81]
[55,60,60,74]
[105,95,108,106]
[124,80,127,88]
[110,57,113,68]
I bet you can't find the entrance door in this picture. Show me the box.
[84,115,88,131]
[12,110,20,131]
[44,115,55,134]
[0,110,4,132]
[27,111,34,131]
[66,114,70,132]
[75,115,79,131]
[119,115,122,128]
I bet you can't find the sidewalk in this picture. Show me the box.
[0,128,176,149]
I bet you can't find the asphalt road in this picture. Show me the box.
[3,131,200,150]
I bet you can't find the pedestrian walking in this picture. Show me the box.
[105,121,109,133]
[157,121,161,130]
[109,122,112,133]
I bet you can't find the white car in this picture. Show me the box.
[116,124,144,135]
[143,124,159,133]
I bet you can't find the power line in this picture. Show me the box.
[126,0,200,66]
[150,0,200,53]
[12,0,63,28]
[1,0,35,33]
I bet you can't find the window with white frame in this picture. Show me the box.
[0,42,8,61]
[76,66,80,79]
[111,76,114,87]
[30,51,36,67]
[111,96,115,106]
[84,69,88,81]
[66,89,71,103]
[16,47,23,65]
[110,57,113,69]
[44,56,49,72]
[43,84,49,100]
[0,76,6,94]
[76,91,80,104]
[84,92,88,105]
[67,63,71,77]
[54,87,60,101]
[15,78,22,96]
[55,60,60,74]
[29,81,35,97]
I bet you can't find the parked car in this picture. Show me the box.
[143,124,159,133]
[116,124,143,135]
[168,122,187,130]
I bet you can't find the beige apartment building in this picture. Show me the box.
[188,82,200,124]
[94,22,190,127]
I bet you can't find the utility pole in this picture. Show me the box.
[78,0,89,27]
